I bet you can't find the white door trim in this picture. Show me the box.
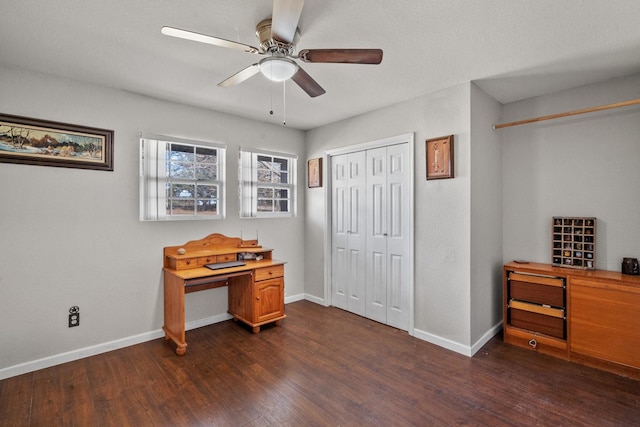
[323,133,415,335]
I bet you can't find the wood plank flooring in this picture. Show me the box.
[1,300,639,426]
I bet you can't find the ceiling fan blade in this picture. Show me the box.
[271,0,305,43]
[161,26,260,54]
[218,64,261,87]
[298,49,383,64]
[291,66,325,97]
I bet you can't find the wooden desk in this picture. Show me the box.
[163,233,286,355]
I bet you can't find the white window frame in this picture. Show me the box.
[140,134,226,221]
[239,147,297,218]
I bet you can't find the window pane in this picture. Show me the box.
[197,184,218,199]
[169,144,195,162]
[169,161,195,179]
[275,199,289,212]
[274,188,289,198]
[257,169,272,183]
[171,183,195,198]
[279,171,288,184]
[274,157,288,172]
[196,147,217,163]
[257,187,273,198]
[197,199,217,215]
[257,199,273,212]
[170,199,195,215]
[257,155,272,167]
[196,164,217,180]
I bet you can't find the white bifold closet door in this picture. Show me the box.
[331,151,366,315]
[331,143,411,330]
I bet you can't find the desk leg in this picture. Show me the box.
[164,272,187,355]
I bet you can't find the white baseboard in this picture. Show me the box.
[1,304,502,380]
[284,293,305,304]
[303,293,326,305]
[0,312,231,381]
[413,321,502,357]
[470,321,503,356]
[413,328,473,356]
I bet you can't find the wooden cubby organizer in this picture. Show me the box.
[552,216,596,269]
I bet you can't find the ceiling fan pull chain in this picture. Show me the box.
[283,80,287,126]
[269,81,274,116]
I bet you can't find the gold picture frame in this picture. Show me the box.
[426,135,454,180]
[308,157,322,188]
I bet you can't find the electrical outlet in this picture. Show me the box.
[68,306,80,327]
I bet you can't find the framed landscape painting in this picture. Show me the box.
[0,113,113,171]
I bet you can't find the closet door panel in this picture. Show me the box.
[332,152,366,316]
[366,147,388,322]
[331,155,349,310]
[347,151,366,315]
[385,143,411,330]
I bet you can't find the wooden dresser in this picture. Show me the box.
[503,261,640,379]
[163,233,286,355]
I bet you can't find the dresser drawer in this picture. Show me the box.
[503,325,568,359]
[508,272,565,307]
[254,264,284,281]
[509,300,565,339]
[510,280,564,307]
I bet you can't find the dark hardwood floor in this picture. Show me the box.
[2,300,639,426]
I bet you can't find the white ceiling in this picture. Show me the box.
[2,0,640,130]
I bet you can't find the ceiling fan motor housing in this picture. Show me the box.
[256,19,299,55]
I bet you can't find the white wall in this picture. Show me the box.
[469,84,503,345]
[305,83,502,353]
[502,73,640,270]
[0,65,306,378]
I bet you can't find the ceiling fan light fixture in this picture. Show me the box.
[259,57,298,82]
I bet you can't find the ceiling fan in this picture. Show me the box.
[161,0,383,97]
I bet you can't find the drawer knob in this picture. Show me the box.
[528,338,538,349]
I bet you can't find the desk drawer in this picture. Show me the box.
[197,255,217,266]
[217,253,237,263]
[255,264,284,281]
[196,254,236,267]
[174,258,198,270]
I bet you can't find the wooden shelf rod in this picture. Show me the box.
[492,98,640,130]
